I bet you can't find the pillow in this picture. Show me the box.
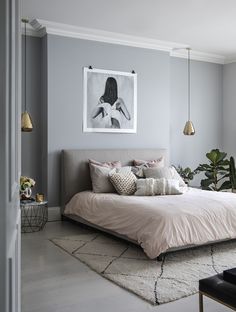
[132,157,164,178]
[109,171,137,195]
[89,164,116,193]
[133,157,164,168]
[135,178,183,196]
[89,159,121,168]
[89,164,132,193]
[144,166,186,187]
[131,164,148,178]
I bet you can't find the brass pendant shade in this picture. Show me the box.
[183,48,195,136]
[21,111,33,132]
[183,120,195,135]
[21,18,33,132]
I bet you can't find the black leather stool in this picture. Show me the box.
[199,273,236,311]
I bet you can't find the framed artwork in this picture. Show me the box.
[83,67,137,133]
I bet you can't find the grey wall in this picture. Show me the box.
[22,34,225,206]
[47,35,170,206]
[41,35,48,197]
[170,57,223,185]
[223,62,236,158]
[21,35,43,195]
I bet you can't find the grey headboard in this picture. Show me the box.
[61,149,168,213]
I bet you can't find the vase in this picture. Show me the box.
[20,187,32,200]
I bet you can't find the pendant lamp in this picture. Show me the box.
[183,48,195,135]
[21,18,33,132]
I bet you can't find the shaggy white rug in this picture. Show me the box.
[51,230,236,305]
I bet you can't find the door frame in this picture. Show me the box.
[0,0,21,311]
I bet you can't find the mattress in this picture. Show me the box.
[64,188,236,259]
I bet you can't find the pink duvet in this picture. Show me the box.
[65,188,236,259]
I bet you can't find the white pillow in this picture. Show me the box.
[144,166,186,187]
[135,178,183,196]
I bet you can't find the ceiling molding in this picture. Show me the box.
[21,22,42,37]
[28,18,227,64]
[170,49,225,65]
[224,58,236,65]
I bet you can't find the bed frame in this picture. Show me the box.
[61,148,233,260]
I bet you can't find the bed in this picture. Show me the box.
[61,149,236,259]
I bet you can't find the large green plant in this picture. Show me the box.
[195,149,230,191]
[229,156,236,190]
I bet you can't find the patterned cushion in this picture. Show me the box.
[109,171,137,195]
[135,178,183,196]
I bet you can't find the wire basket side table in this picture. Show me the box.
[21,200,48,233]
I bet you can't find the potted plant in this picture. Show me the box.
[195,149,230,191]
[175,166,196,185]
[229,156,236,193]
[20,176,36,200]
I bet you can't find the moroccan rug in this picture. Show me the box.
[51,230,236,305]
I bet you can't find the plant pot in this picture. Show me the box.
[20,187,32,200]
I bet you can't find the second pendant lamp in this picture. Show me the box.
[183,48,195,135]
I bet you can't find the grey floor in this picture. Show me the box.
[22,221,231,312]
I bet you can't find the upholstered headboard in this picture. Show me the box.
[61,149,168,214]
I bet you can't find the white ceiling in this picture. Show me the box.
[22,0,236,60]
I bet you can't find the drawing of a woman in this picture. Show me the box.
[92,77,131,128]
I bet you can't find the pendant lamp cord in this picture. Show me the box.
[188,48,191,121]
[24,21,27,112]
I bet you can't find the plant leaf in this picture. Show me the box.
[220,181,232,190]
[206,150,218,164]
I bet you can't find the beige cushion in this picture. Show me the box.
[144,166,186,187]
[89,164,133,193]
[89,164,116,193]
[132,157,164,178]
[133,157,164,167]
[135,178,183,196]
[109,171,137,195]
[89,159,121,168]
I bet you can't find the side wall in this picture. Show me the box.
[21,35,43,194]
[170,57,223,185]
[223,62,236,157]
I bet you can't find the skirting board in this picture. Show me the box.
[48,207,61,222]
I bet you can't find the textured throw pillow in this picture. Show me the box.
[144,166,186,187]
[109,171,137,195]
[89,159,121,168]
[89,164,116,193]
[132,157,164,178]
[135,178,183,196]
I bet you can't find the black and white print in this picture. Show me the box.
[83,67,137,133]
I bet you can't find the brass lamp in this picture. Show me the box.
[183,48,195,135]
[21,18,33,132]
[21,111,33,132]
